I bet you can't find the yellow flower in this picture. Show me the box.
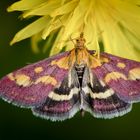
[8,0,140,60]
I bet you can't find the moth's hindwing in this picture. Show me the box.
[81,66,132,119]
[32,67,80,121]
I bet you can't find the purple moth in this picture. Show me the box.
[0,33,140,121]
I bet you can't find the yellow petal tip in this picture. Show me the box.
[10,38,16,46]
[7,7,12,12]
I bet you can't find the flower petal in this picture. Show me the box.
[7,0,47,11]
[22,1,62,18]
[50,0,79,17]
[10,16,51,45]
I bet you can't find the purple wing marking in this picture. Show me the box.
[32,96,79,121]
[0,51,70,107]
[89,94,132,119]
[32,67,80,121]
[81,66,131,119]
[92,52,140,103]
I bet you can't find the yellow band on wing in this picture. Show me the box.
[35,76,57,86]
[104,72,127,83]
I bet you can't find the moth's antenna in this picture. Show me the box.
[54,36,77,46]
[56,18,87,46]
[69,32,85,46]
[57,17,77,46]
[69,35,76,46]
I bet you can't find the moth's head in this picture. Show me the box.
[75,32,86,49]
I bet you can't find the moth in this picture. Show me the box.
[0,33,140,121]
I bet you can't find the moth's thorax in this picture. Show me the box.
[72,32,89,65]
[75,47,89,65]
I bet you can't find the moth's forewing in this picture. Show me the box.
[94,52,140,103]
[0,51,70,107]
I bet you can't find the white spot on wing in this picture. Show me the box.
[99,80,106,87]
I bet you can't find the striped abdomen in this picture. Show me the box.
[75,64,85,86]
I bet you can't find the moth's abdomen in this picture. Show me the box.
[75,64,85,86]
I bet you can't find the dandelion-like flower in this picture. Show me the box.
[8,0,140,60]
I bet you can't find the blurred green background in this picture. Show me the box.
[0,1,140,140]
